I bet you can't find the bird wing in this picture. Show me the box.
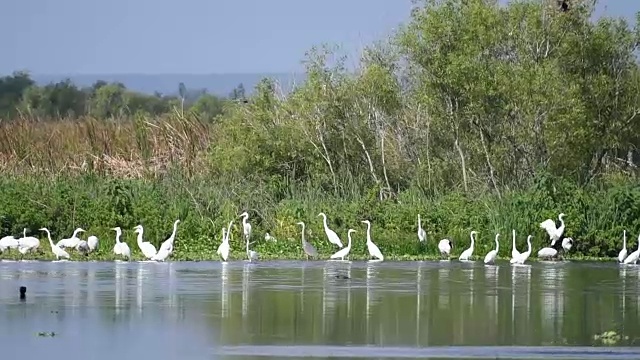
[539,219,558,237]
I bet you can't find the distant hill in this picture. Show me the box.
[30,73,308,97]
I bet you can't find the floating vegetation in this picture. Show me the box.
[593,330,629,345]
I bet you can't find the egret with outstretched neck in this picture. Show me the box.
[330,229,355,261]
[459,231,477,261]
[318,212,343,248]
[40,228,70,260]
[362,220,384,261]
[618,230,628,263]
[511,235,532,264]
[417,214,426,242]
[297,221,318,260]
[483,233,499,264]
[239,212,252,242]
[112,227,130,260]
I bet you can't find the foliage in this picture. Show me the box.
[1,0,639,260]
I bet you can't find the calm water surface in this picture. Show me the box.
[0,260,639,359]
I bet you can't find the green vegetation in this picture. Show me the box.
[1,0,639,261]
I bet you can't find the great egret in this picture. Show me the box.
[239,212,252,242]
[217,220,233,262]
[618,230,628,263]
[511,235,532,264]
[57,228,85,249]
[511,229,520,259]
[330,229,355,260]
[318,212,343,248]
[217,228,230,262]
[0,235,19,252]
[153,219,180,261]
[40,228,70,260]
[623,235,640,265]
[537,247,558,260]
[459,231,477,261]
[417,214,426,242]
[87,235,99,252]
[362,220,384,261]
[562,237,573,252]
[438,239,452,259]
[483,233,499,264]
[246,239,259,262]
[265,233,277,242]
[297,221,318,260]
[17,228,40,254]
[112,227,130,260]
[133,225,157,260]
[540,213,566,245]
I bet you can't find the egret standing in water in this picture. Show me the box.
[483,233,499,264]
[133,225,157,260]
[618,230,628,263]
[246,238,259,262]
[112,227,130,260]
[438,239,452,260]
[330,229,355,261]
[540,213,566,246]
[511,229,520,259]
[511,235,532,264]
[297,221,318,260]
[459,231,477,261]
[362,220,384,261]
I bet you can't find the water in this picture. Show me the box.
[0,260,639,359]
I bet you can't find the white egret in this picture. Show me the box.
[217,220,233,262]
[265,233,277,242]
[562,237,573,252]
[87,235,99,252]
[56,228,85,249]
[540,213,566,245]
[133,225,157,260]
[623,235,640,265]
[459,231,477,261]
[40,228,70,260]
[153,219,180,261]
[511,229,520,259]
[537,247,558,260]
[511,235,532,264]
[318,212,343,248]
[618,230,628,263]
[239,212,252,242]
[112,227,130,260]
[246,239,259,262]
[217,228,230,262]
[362,220,384,261]
[330,229,355,261]
[297,221,318,260]
[438,239,452,259]
[17,228,40,254]
[417,214,426,242]
[0,235,19,252]
[483,233,500,264]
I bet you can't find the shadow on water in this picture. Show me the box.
[0,259,640,359]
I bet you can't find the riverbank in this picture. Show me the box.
[0,174,638,261]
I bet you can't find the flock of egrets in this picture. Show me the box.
[0,211,637,265]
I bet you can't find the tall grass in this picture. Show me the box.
[0,114,638,261]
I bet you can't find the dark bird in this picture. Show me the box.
[19,286,26,300]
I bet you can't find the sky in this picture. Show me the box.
[0,0,637,75]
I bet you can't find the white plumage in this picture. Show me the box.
[540,213,566,245]
[483,233,499,264]
[239,212,252,242]
[438,239,452,259]
[362,220,384,261]
[618,230,628,263]
[318,212,344,248]
[511,229,520,259]
[56,228,85,249]
[112,227,130,260]
[134,225,157,259]
[537,247,558,260]
[40,228,70,260]
[417,214,426,242]
[152,219,180,261]
[459,231,477,261]
[623,234,640,265]
[330,229,355,260]
[510,235,532,264]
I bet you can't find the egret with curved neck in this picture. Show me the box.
[239,212,252,242]
[618,230,628,263]
[459,231,477,261]
[330,229,355,260]
[297,221,318,260]
[40,228,70,260]
[483,233,499,264]
[362,220,384,261]
[134,225,157,260]
[540,213,566,245]
[417,214,426,242]
[317,212,343,248]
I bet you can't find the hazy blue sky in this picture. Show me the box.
[1,0,637,75]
